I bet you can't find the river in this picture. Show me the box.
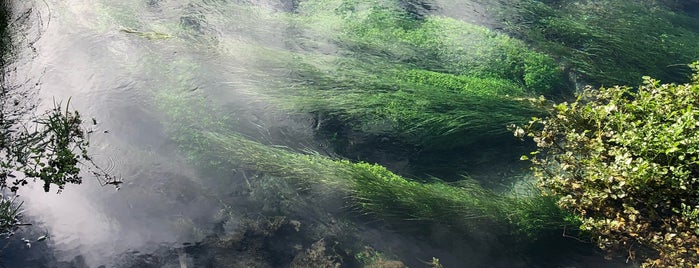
[1,0,638,267]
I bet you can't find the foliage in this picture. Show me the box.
[0,98,112,236]
[520,64,699,266]
[0,194,22,237]
[503,0,699,86]
[1,101,90,192]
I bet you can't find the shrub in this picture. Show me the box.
[520,63,699,266]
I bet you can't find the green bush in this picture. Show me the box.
[520,63,699,267]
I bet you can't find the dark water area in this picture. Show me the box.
[4,0,695,267]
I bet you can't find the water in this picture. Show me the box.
[1,0,631,267]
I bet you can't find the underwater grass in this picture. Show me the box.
[90,0,575,247]
[237,40,547,150]
[312,1,565,94]
[202,130,573,241]
[198,38,547,150]
[501,0,699,86]
[277,80,544,149]
[246,0,563,150]
[347,162,574,241]
[148,61,570,243]
[94,0,557,152]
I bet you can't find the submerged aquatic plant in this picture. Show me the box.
[153,74,571,249]
[253,0,565,151]
[151,55,570,236]
[203,130,572,242]
[501,0,699,86]
[95,0,576,260]
[276,74,545,149]
[294,0,563,92]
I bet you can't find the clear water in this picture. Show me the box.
[1,0,632,267]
